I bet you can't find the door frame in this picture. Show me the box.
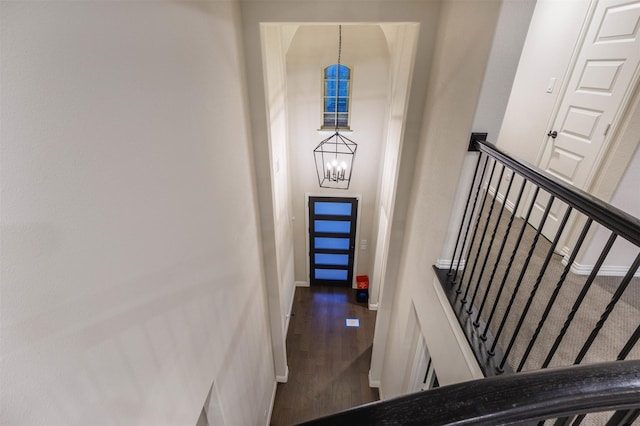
[533,0,640,179]
[521,0,640,250]
[305,193,362,288]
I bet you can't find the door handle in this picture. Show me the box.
[547,130,558,139]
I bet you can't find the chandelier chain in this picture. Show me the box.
[335,25,342,131]
[337,25,342,68]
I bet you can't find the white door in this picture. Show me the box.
[529,0,640,240]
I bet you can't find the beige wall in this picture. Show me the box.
[1,2,275,425]
[367,23,420,309]
[579,143,640,274]
[378,0,503,398]
[495,0,591,221]
[260,24,296,381]
[496,0,592,164]
[441,0,536,265]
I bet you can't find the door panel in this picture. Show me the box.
[314,220,351,233]
[314,237,350,250]
[314,253,349,266]
[314,201,353,216]
[309,197,358,287]
[530,0,640,239]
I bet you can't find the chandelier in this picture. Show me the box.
[313,25,357,190]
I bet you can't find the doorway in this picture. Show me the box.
[308,196,358,287]
[529,0,640,241]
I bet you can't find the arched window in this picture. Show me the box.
[322,64,351,129]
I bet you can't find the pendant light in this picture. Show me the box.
[313,25,357,190]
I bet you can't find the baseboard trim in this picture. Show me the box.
[435,259,466,270]
[276,365,289,383]
[266,380,277,426]
[295,281,309,287]
[488,184,515,213]
[285,313,291,338]
[368,303,378,311]
[368,370,381,388]
[561,249,640,277]
[570,261,640,277]
[285,285,296,336]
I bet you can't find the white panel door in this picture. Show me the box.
[529,0,640,240]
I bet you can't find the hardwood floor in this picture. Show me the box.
[270,286,379,425]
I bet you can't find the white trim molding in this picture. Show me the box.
[435,259,466,270]
[266,380,277,426]
[285,285,296,337]
[488,184,516,213]
[570,261,640,277]
[561,249,640,277]
[276,365,289,383]
[295,281,309,287]
[368,370,381,388]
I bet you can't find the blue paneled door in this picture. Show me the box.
[309,197,358,286]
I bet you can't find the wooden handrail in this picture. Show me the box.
[470,138,640,246]
[299,360,640,425]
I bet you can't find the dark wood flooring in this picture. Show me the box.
[270,286,379,425]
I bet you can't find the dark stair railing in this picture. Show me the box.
[434,137,640,382]
[299,360,640,425]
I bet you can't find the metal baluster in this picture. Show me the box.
[471,168,514,324]
[574,252,640,364]
[605,409,640,426]
[489,188,549,358]
[467,165,508,315]
[517,217,591,372]
[542,232,617,368]
[448,153,483,278]
[454,155,490,292]
[498,202,571,373]
[553,416,574,426]
[461,160,499,304]
[618,324,640,360]
[571,414,586,425]
[482,179,531,342]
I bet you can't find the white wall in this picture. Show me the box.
[259,24,295,381]
[577,144,640,275]
[440,0,536,266]
[496,0,592,164]
[473,0,537,144]
[1,2,275,425]
[492,0,591,225]
[368,23,420,309]
[379,0,502,398]
[286,24,389,284]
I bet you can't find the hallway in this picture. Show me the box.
[270,286,379,425]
